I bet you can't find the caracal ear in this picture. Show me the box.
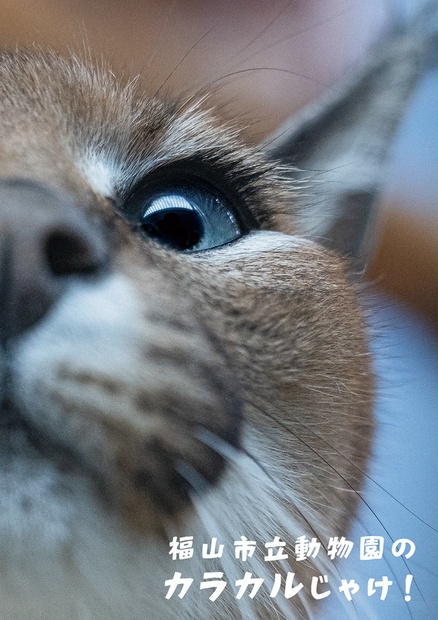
[265,5,436,265]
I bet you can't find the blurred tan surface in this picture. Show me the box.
[0,0,364,133]
[368,207,436,321]
[0,0,435,323]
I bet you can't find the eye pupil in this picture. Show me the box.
[125,179,242,253]
[141,208,204,251]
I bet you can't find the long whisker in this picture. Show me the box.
[153,26,218,99]
[144,0,179,75]
[190,472,312,620]
[188,66,331,104]
[234,3,354,70]
[229,0,295,62]
[194,427,363,620]
[175,460,258,620]
[246,398,424,618]
[291,415,436,532]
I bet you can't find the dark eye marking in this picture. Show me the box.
[136,185,241,252]
[121,164,255,253]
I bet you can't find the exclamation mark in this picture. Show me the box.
[404,574,413,602]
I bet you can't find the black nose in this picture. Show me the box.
[0,178,109,340]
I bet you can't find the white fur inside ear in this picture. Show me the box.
[204,231,313,262]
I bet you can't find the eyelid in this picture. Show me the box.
[122,177,243,253]
[121,159,258,233]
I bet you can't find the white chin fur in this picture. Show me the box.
[4,270,326,620]
[0,427,316,620]
[12,274,147,412]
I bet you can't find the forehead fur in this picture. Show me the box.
[0,50,296,230]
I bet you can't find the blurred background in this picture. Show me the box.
[0,1,436,618]
[0,0,435,322]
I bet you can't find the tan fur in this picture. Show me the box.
[0,53,373,620]
[0,49,375,620]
